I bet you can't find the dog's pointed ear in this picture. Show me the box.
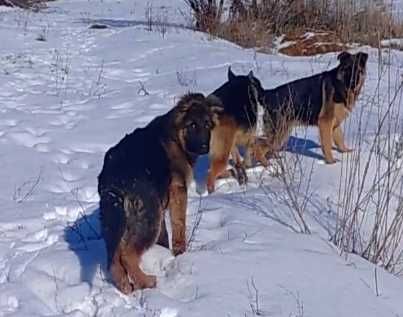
[248,70,254,80]
[206,95,224,125]
[337,51,351,63]
[228,67,236,81]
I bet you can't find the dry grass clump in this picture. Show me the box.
[186,0,403,55]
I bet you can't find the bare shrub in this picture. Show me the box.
[334,48,403,274]
[272,149,313,234]
[256,100,312,234]
[246,277,263,316]
[13,169,42,203]
[176,70,198,88]
[186,0,403,53]
[185,0,224,32]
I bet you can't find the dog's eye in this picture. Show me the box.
[189,122,197,129]
[204,120,211,128]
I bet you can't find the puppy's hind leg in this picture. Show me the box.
[120,190,160,290]
[110,246,134,294]
[100,195,134,294]
[121,245,157,289]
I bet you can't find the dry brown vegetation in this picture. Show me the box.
[0,0,49,9]
[186,0,403,55]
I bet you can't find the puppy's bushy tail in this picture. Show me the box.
[121,185,162,254]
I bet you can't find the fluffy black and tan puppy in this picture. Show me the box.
[206,67,266,193]
[98,93,220,294]
[263,51,368,163]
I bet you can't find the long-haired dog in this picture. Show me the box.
[206,67,265,193]
[263,51,368,163]
[98,93,220,294]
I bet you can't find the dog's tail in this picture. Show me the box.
[100,184,162,268]
[99,189,127,269]
[122,186,162,254]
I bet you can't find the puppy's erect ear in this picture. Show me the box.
[248,70,255,80]
[228,66,236,81]
[176,92,205,112]
[337,51,352,64]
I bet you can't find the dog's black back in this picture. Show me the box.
[211,68,265,131]
[264,51,368,127]
[264,72,322,125]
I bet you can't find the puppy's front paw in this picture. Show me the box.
[172,242,186,256]
[135,274,157,289]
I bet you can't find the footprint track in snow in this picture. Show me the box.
[52,152,71,165]
[7,131,51,150]
[49,112,83,130]
[43,205,83,222]
[0,119,19,127]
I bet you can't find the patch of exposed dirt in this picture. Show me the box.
[277,31,348,56]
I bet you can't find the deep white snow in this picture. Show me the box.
[1,1,403,316]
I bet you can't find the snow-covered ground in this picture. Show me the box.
[1,0,403,316]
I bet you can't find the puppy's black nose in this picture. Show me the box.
[201,144,208,150]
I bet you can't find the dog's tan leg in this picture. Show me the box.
[318,117,336,164]
[168,181,187,256]
[241,138,254,168]
[207,119,237,193]
[229,144,248,185]
[231,145,242,167]
[253,139,270,167]
[110,246,134,294]
[333,126,353,153]
[319,82,338,164]
[265,117,291,156]
[121,245,157,290]
[216,169,234,179]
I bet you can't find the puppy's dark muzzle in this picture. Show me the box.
[198,143,210,155]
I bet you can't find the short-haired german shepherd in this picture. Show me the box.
[206,67,265,193]
[263,51,368,164]
[98,93,220,294]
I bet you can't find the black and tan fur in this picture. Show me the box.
[98,93,220,294]
[206,67,265,193]
[262,51,368,164]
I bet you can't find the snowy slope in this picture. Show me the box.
[0,1,403,316]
